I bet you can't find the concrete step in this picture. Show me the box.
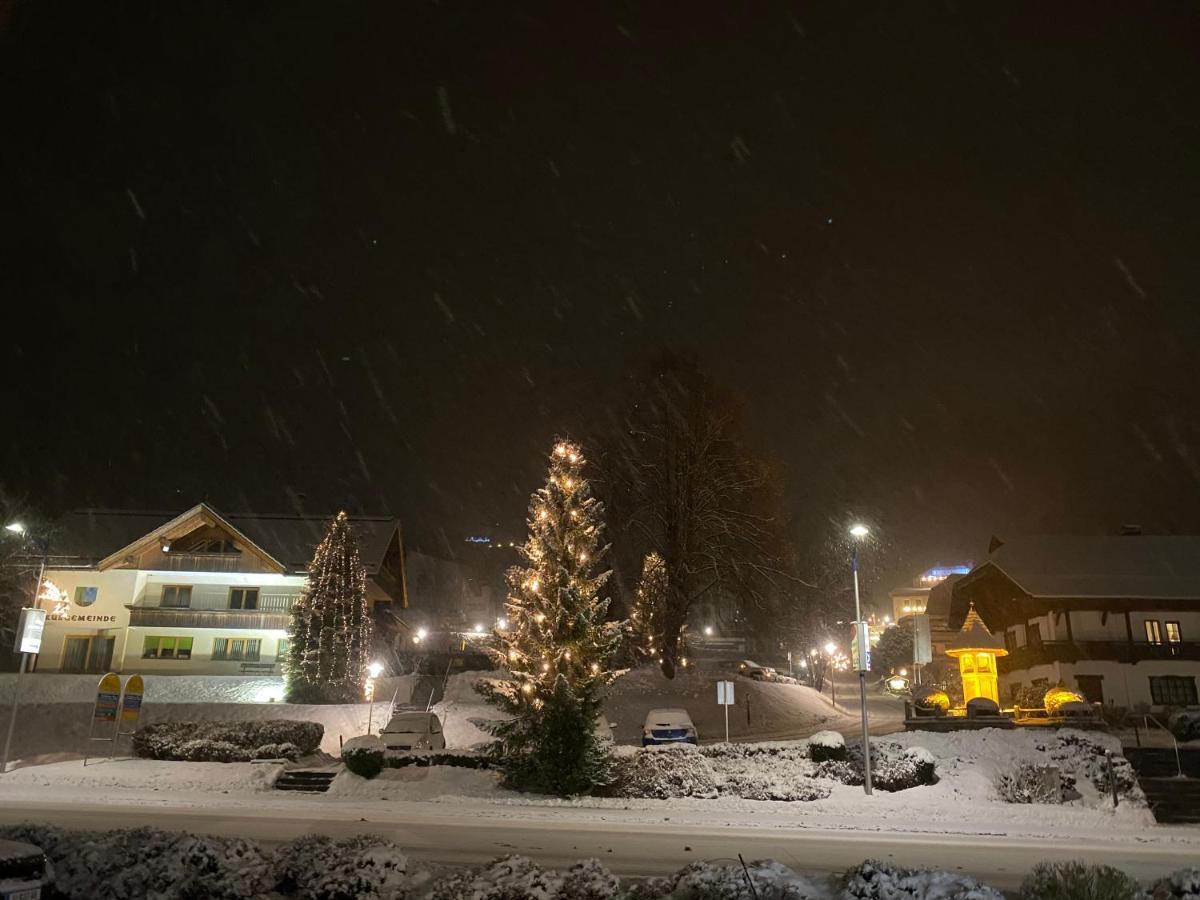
[1125,747,1200,778]
[1138,776,1200,824]
[275,770,338,793]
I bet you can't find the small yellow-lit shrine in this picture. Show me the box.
[945,604,1007,704]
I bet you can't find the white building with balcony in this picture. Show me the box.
[27,503,405,676]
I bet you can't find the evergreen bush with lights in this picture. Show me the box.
[478,440,624,796]
[285,511,374,704]
[628,551,667,661]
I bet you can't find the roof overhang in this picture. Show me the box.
[95,503,287,573]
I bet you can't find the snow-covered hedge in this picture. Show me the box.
[133,719,322,761]
[4,824,1197,900]
[843,859,1005,900]
[614,744,721,799]
[342,735,385,779]
[1019,860,1139,900]
[627,859,830,899]
[276,834,420,900]
[1043,732,1138,800]
[1144,867,1200,899]
[384,749,493,770]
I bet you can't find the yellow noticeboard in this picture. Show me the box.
[121,674,144,725]
[94,673,121,724]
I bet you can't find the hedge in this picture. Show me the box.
[133,720,322,762]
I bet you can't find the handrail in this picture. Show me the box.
[1125,712,1183,778]
[428,658,453,712]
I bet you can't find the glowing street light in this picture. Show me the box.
[473,623,484,634]
[703,626,714,636]
[824,641,837,656]
[4,522,25,534]
[849,521,873,795]
[365,661,384,732]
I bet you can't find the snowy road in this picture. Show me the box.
[1,798,1196,889]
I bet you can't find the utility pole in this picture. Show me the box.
[849,524,873,796]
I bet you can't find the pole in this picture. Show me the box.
[724,695,729,743]
[1,653,30,774]
[830,665,835,707]
[913,613,921,685]
[852,544,873,795]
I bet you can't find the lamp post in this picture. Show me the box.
[823,641,837,706]
[849,523,873,796]
[2,523,49,775]
[365,661,384,733]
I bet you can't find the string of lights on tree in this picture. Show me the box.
[479,440,622,787]
[285,511,373,702]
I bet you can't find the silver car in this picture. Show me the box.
[381,711,446,752]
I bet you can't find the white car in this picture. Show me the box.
[381,711,446,752]
[642,708,698,746]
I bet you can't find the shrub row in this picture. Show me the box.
[341,736,494,779]
[5,826,1194,900]
[133,720,322,762]
[996,732,1140,806]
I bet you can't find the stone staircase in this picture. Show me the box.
[1124,747,1200,824]
[274,769,338,793]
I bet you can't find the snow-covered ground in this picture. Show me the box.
[3,727,1188,850]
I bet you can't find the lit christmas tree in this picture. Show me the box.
[479,439,623,795]
[285,511,373,704]
[629,552,667,660]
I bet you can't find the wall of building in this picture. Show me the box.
[33,567,303,675]
[1002,659,1200,710]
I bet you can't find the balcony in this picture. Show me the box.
[156,551,246,572]
[1000,640,1200,672]
[127,588,299,630]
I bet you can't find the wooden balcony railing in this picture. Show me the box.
[1000,640,1200,672]
[127,590,299,630]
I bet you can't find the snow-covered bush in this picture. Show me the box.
[1168,708,1200,743]
[615,744,720,799]
[844,741,938,792]
[0,824,276,900]
[133,719,323,760]
[627,859,832,899]
[1143,867,1200,899]
[253,741,302,761]
[1046,732,1138,799]
[385,750,492,769]
[721,770,832,802]
[276,834,417,900]
[429,854,587,900]
[814,758,863,786]
[1019,861,1140,900]
[995,761,1065,804]
[807,730,847,762]
[342,735,385,779]
[842,859,1004,900]
[701,742,809,763]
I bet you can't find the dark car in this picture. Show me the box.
[0,839,48,900]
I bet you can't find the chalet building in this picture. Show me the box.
[949,535,1200,710]
[25,504,405,676]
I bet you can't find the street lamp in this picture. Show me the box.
[849,523,873,795]
[823,641,838,705]
[4,522,25,534]
[704,626,713,636]
[366,661,385,733]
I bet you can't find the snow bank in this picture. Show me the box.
[430,670,509,750]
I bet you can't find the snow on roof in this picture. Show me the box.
[46,505,399,574]
[971,534,1200,600]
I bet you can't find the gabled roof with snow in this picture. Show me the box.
[963,535,1200,600]
[47,504,400,575]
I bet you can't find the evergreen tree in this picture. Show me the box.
[285,511,373,703]
[479,439,623,796]
[629,552,667,661]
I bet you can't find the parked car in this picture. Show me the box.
[737,660,776,681]
[0,839,48,900]
[642,708,699,746]
[380,711,446,752]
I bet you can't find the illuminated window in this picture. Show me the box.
[1166,622,1182,643]
[1144,620,1163,645]
[212,637,261,661]
[143,636,193,659]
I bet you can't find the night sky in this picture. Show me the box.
[3,2,1199,601]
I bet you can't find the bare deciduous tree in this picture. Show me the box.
[601,355,794,678]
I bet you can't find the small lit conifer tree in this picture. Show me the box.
[629,552,668,661]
